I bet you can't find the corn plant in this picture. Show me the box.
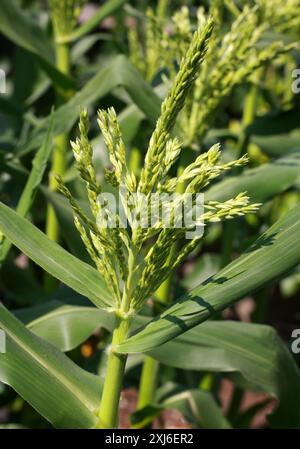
[0,0,300,430]
[129,0,298,147]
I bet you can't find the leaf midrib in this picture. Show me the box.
[27,306,113,330]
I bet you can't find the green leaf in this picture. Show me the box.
[71,33,110,61]
[19,301,115,352]
[164,389,232,429]
[0,260,46,305]
[23,304,300,427]
[0,114,54,263]
[118,104,145,147]
[247,105,300,136]
[0,305,100,428]
[246,104,300,157]
[252,133,300,158]
[149,321,300,428]
[0,0,74,91]
[118,203,300,353]
[61,0,127,44]
[206,149,300,203]
[19,56,161,155]
[132,388,231,429]
[0,0,53,61]
[181,253,220,290]
[0,202,113,309]
[19,301,232,430]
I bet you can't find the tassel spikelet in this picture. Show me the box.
[139,18,214,194]
[58,23,260,314]
[128,1,298,147]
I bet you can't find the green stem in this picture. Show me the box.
[236,80,260,159]
[55,42,71,78]
[137,356,159,410]
[157,0,170,19]
[44,42,71,290]
[98,248,137,428]
[45,133,68,239]
[97,318,130,428]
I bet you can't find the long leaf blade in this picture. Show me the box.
[0,305,100,428]
[18,301,115,352]
[149,321,300,428]
[22,304,300,427]
[0,0,53,61]
[0,0,74,90]
[0,202,112,309]
[20,56,161,155]
[117,203,300,353]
